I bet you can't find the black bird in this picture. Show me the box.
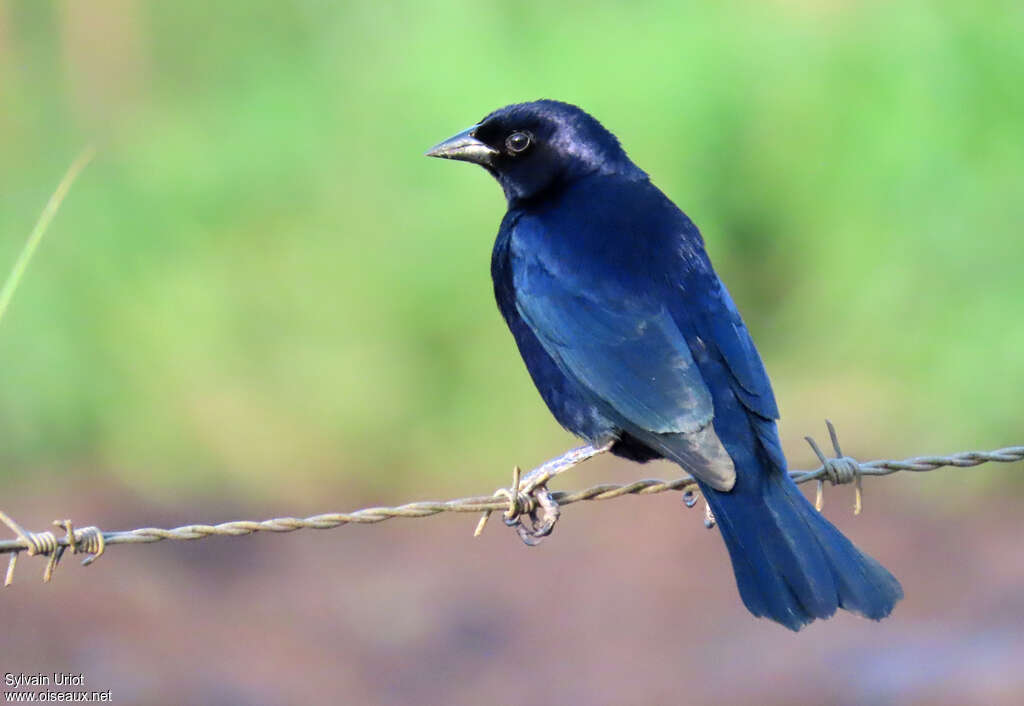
[427,100,902,630]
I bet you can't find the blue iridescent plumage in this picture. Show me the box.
[430,100,902,630]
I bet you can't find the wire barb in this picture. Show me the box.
[0,511,105,586]
[805,420,864,515]
[1,439,1022,585]
[474,465,528,538]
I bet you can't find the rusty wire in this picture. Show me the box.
[1,422,1022,586]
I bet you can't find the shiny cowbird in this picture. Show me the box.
[427,100,902,631]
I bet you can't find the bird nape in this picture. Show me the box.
[427,99,902,631]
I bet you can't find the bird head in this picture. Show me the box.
[426,100,645,203]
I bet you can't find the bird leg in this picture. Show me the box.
[473,442,612,544]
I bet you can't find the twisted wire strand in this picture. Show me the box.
[1,442,1022,584]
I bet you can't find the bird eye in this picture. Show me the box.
[505,131,532,154]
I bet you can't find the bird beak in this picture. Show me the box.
[425,125,498,166]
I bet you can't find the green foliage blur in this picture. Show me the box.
[1,1,1021,499]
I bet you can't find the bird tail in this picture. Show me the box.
[699,460,903,631]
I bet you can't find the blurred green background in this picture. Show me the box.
[1,0,1021,502]
[3,4,1024,706]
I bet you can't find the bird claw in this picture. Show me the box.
[474,465,562,546]
[703,502,716,529]
[682,488,717,530]
[506,485,561,546]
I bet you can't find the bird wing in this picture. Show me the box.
[510,228,737,490]
[688,277,779,421]
[668,244,785,470]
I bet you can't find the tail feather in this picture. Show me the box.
[701,466,903,631]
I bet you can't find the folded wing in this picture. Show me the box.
[512,243,736,490]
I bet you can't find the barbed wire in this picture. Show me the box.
[2,421,1022,586]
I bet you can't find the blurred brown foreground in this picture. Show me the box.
[2,455,1022,706]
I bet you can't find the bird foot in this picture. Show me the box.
[505,484,560,546]
[473,465,562,546]
[682,489,717,530]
